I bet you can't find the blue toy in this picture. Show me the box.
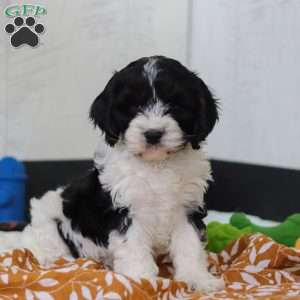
[0,156,27,225]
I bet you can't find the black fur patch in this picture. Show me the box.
[89,55,218,149]
[61,169,131,249]
[56,220,80,258]
[187,206,207,242]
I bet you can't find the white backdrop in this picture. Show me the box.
[1,0,300,170]
[190,0,300,169]
[0,0,188,160]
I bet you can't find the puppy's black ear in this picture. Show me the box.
[190,77,219,149]
[89,89,118,146]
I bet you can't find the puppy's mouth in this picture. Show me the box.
[135,143,185,161]
[136,145,169,161]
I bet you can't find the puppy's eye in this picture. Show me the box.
[171,106,193,121]
[117,101,140,116]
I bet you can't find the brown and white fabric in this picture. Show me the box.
[0,234,299,299]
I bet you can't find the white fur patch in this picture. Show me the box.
[143,58,159,88]
[0,190,70,265]
[143,101,168,118]
[124,101,183,161]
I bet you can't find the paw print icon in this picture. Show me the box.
[5,16,44,48]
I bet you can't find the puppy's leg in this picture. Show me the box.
[0,190,70,265]
[0,223,68,265]
[110,221,158,280]
[170,216,224,292]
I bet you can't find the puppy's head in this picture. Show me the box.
[90,56,218,161]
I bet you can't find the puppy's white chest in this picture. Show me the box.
[100,146,211,251]
[119,161,184,207]
[130,166,183,250]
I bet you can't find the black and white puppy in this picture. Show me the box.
[0,56,223,292]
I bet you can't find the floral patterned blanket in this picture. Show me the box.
[0,234,299,300]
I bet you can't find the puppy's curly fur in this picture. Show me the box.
[0,56,224,292]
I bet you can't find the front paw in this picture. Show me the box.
[195,274,225,293]
[176,272,225,293]
[114,259,159,282]
[122,269,158,283]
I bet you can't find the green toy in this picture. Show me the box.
[230,213,300,247]
[206,221,252,253]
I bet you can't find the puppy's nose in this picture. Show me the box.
[144,130,164,145]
